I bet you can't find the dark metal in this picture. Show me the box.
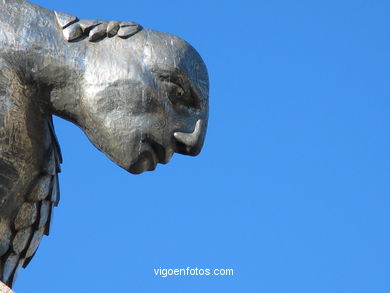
[0,0,209,287]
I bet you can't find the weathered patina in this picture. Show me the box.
[0,0,209,287]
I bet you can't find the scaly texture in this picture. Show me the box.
[0,118,61,287]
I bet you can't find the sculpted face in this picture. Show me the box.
[80,29,209,174]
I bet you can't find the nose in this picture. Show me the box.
[173,119,205,156]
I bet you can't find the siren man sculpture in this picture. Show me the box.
[0,0,209,288]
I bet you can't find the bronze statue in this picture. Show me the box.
[0,0,209,287]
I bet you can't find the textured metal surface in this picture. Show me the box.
[54,12,142,42]
[12,228,32,254]
[0,221,11,257]
[2,253,18,285]
[14,203,38,231]
[0,0,209,287]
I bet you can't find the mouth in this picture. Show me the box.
[148,139,174,164]
[127,139,174,174]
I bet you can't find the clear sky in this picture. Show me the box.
[14,0,390,292]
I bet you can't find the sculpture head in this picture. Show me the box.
[78,29,209,174]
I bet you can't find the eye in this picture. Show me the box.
[166,82,186,103]
[168,82,184,98]
[156,73,200,112]
[176,86,185,97]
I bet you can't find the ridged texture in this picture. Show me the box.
[0,117,62,287]
[54,10,142,42]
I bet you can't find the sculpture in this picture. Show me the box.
[0,0,209,287]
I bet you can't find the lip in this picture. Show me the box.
[147,139,174,165]
[128,139,174,174]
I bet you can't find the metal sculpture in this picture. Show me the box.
[0,0,209,287]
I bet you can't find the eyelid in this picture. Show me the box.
[150,66,202,111]
[158,74,184,89]
[150,65,189,86]
[155,71,187,91]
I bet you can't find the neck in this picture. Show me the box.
[0,0,86,124]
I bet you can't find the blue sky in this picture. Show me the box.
[15,0,390,292]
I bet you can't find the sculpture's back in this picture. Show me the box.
[0,0,208,288]
[0,2,63,286]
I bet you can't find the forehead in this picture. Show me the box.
[84,29,208,100]
[142,30,195,65]
[142,29,209,101]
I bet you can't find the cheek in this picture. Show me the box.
[128,85,165,116]
[115,83,176,137]
[83,81,176,143]
[93,81,168,117]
